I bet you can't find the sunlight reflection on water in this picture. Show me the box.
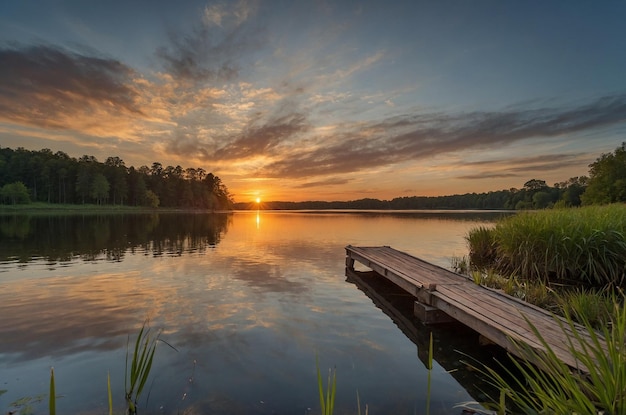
[0,210,508,414]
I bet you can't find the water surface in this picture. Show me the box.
[0,210,510,414]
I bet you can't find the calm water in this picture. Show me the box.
[0,210,511,414]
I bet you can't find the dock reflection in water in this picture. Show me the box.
[346,268,508,405]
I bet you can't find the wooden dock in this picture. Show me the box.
[345,245,606,374]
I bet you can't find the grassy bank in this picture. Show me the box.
[461,205,626,413]
[467,204,626,287]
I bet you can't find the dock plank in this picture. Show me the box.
[345,245,606,374]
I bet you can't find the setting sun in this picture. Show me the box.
[255,197,261,204]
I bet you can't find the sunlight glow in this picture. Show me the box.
[255,197,261,204]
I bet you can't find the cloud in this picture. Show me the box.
[258,94,626,179]
[0,44,145,136]
[295,177,352,188]
[456,153,590,180]
[203,0,257,27]
[164,111,309,165]
[156,0,262,82]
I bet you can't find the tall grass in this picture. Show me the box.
[475,299,626,414]
[316,358,337,415]
[466,225,497,269]
[467,205,626,286]
[49,367,56,415]
[556,287,620,330]
[125,324,162,415]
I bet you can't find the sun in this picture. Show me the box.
[255,197,261,204]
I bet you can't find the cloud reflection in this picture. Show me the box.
[0,272,169,361]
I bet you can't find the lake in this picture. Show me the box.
[0,210,512,414]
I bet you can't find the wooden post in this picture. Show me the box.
[345,247,355,270]
[414,301,455,324]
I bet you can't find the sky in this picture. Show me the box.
[1,1,625,203]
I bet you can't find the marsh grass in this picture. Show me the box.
[125,324,160,415]
[316,359,336,415]
[473,299,626,414]
[108,371,113,415]
[466,225,497,269]
[488,205,626,286]
[557,287,621,330]
[464,268,556,311]
[49,367,56,415]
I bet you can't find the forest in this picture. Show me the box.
[235,178,583,211]
[2,143,624,210]
[235,143,626,210]
[0,147,233,210]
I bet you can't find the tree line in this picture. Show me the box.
[3,143,624,210]
[235,142,626,210]
[0,146,233,209]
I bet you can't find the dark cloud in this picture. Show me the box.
[259,94,626,178]
[155,12,264,82]
[457,153,588,179]
[296,177,352,188]
[167,112,309,161]
[0,44,141,129]
[214,113,308,159]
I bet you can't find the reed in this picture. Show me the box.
[466,205,626,287]
[125,324,158,415]
[316,358,336,415]
[49,367,55,415]
[466,225,497,269]
[475,298,626,414]
[556,287,620,330]
[107,371,113,415]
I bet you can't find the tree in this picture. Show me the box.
[555,176,588,207]
[145,190,160,208]
[523,179,548,192]
[581,143,626,205]
[75,167,91,204]
[532,191,552,209]
[1,181,31,204]
[90,173,110,205]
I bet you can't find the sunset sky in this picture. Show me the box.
[1,1,625,202]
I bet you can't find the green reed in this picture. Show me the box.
[556,287,620,330]
[467,205,626,287]
[107,371,113,415]
[466,225,497,269]
[125,323,169,415]
[316,358,337,415]
[475,298,626,414]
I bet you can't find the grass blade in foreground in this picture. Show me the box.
[125,324,158,415]
[316,358,336,415]
[108,371,113,415]
[472,298,625,414]
[49,367,55,415]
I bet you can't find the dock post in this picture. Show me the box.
[345,246,355,270]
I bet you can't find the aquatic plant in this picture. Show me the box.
[108,371,113,415]
[466,225,497,269]
[125,324,158,415]
[490,205,626,286]
[556,287,619,330]
[316,358,336,415]
[49,367,56,415]
[475,299,626,414]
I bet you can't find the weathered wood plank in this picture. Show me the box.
[345,245,605,374]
